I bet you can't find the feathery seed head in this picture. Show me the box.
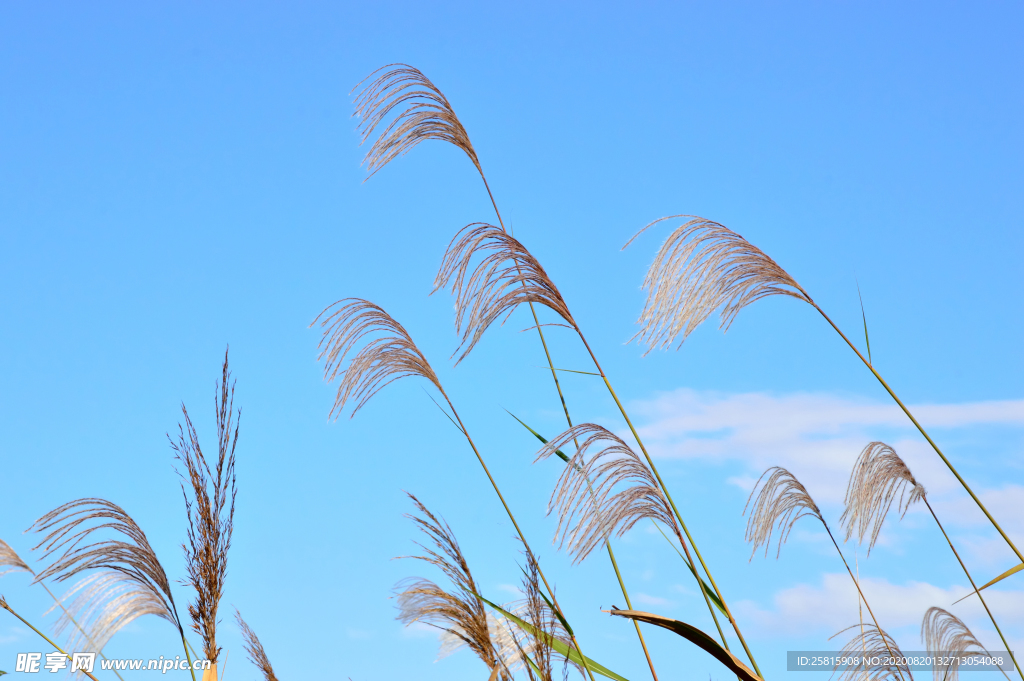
[841,442,926,555]
[833,624,913,681]
[0,539,31,577]
[922,607,1001,681]
[235,610,280,681]
[624,216,812,352]
[744,467,824,559]
[313,299,442,419]
[537,424,679,564]
[435,224,577,364]
[353,64,481,180]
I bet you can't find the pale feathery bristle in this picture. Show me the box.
[832,623,913,681]
[0,539,31,577]
[744,467,824,559]
[30,498,182,637]
[312,299,441,418]
[922,607,1006,681]
[841,442,926,555]
[235,610,280,681]
[624,216,812,352]
[536,424,679,564]
[171,348,239,663]
[353,64,481,180]
[434,223,577,364]
[395,494,511,681]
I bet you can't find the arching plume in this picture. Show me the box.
[171,349,239,663]
[48,570,171,656]
[0,539,30,577]
[235,610,281,681]
[537,424,678,564]
[312,298,442,418]
[841,442,926,555]
[353,64,482,180]
[624,216,812,352]
[922,607,1007,681]
[435,224,577,363]
[744,467,824,559]
[832,624,913,681]
[29,499,182,635]
[395,494,512,681]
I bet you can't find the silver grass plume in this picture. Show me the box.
[510,551,581,681]
[841,442,926,556]
[435,223,577,363]
[395,494,512,681]
[744,467,824,559]
[922,607,1007,681]
[171,349,239,663]
[536,424,679,564]
[312,298,442,418]
[0,539,30,577]
[623,216,812,352]
[353,64,481,181]
[48,570,171,656]
[832,624,913,681]
[30,499,183,637]
[235,610,280,681]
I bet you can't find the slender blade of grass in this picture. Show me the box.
[479,596,630,681]
[505,410,569,462]
[649,521,727,617]
[607,610,763,681]
[856,280,872,365]
[952,562,1024,604]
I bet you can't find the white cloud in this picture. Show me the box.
[633,592,673,608]
[736,573,1024,640]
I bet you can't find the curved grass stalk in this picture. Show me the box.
[353,63,659,680]
[0,596,101,681]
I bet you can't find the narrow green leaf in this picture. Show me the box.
[505,410,569,462]
[952,562,1024,604]
[479,596,630,681]
[650,521,727,617]
[856,280,872,366]
[608,609,762,681]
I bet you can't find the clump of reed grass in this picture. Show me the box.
[623,216,812,351]
[832,624,913,681]
[921,607,1008,681]
[536,424,679,564]
[434,223,577,363]
[29,499,185,645]
[235,610,280,681]
[170,349,239,665]
[313,298,442,418]
[395,493,512,680]
[743,467,823,559]
[841,442,926,555]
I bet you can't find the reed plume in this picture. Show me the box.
[435,223,577,363]
[832,624,913,681]
[922,607,1008,681]
[743,467,823,559]
[30,498,182,632]
[623,216,812,351]
[235,610,280,681]
[395,494,511,680]
[511,551,581,681]
[353,64,482,181]
[536,424,678,564]
[0,539,30,577]
[171,349,239,664]
[841,442,926,555]
[313,298,442,418]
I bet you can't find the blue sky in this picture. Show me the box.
[1,2,1022,680]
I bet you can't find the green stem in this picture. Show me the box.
[480,164,659,681]
[922,499,1017,681]
[821,525,907,681]
[812,303,1023,564]
[575,332,762,678]
[439,389,598,681]
[0,597,101,681]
